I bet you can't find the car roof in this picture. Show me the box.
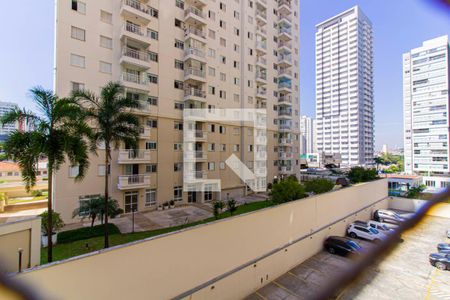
[327,236,352,242]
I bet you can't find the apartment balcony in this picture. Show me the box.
[278,55,293,68]
[278,95,292,106]
[184,67,206,83]
[256,0,267,9]
[184,6,206,26]
[278,81,292,93]
[131,100,152,115]
[120,47,152,70]
[120,72,150,91]
[185,170,207,182]
[278,27,292,42]
[255,10,267,25]
[279,138,293,146]
[118,149,151,164]
[183,151,207,162]
[278,14,292,26]
[278,41,292,52]
[256,41,267,55]
[255,151,267,160]
[255,136,267,145]
[186,0,207,6]
[279,124,292,132]
[184,27,207,43]
[278,166,293,174]
[255,167,267,177]
[255,72,267,84]
[256,88,267,99]
[184,47,207,63]
[121,23,150,47]
[279,152,294,159]
[184,87,206,102]
[139,126,151,139]
[278,110,293,119]
[256,56,267,67]
[184,130,208,142]
[118,174,150,190]
[278,68,293,79]
[120,0,152,24]
[278,0,292,15]
[256,26,267,37]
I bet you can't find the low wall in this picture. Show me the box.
[0,218,41,274]
[389,196,450,219]
[17,179,388,300]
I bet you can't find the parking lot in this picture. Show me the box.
[246,213,450,300]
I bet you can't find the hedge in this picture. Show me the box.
[57,224,120,244]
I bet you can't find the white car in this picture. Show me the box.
[347,223,386,242]
[367,220,397,232]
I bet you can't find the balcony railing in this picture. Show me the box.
[139,126,151,137]
[185,87,206,98]
[256,10,267,20]
[124,22,144,36]
[279,95,292,103]
[123,0,150,15]
[278,55,292,63]
[256,88,267,96]
[118,149,151,162]
[185,6,205,18]
[278,0,291,7]
[121,72,149,85]
[279,110,292,116]
[256,57,267,65]
[184,47,206,58]
[278,41,292,49]
[279,138,292,144]
[278,81,292,89]
[278,14,292,23]
[279,124,292,130]
[279,166,293,173]
[122,47,150,62]
[118,174,150,189]
[185,27,206,39]
[256,72,267,81]
[279,152,294,159]
[256,41,267,50]
[256,26,267,35]
[185,68,206,78]
[278,69,292,77]
[279,27,292,36]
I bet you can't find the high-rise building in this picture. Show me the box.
[53,0,300,222]
[403,36,450,189]
[300,115,315,154]
[315,6,374,167]
[0,101,19,140]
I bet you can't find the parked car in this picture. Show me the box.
[429,253,450,270]
[373,209,405,225]
[355,220,396,233]
[347,223,386,242]
[324,236,363,257]
[437,243,450,254]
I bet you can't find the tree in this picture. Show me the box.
[347,167,378,184]
[406,185,426,199]
[40,210,65,236]
[270,177,306,204]
[73,82,140,248]
[304,178,335,195]
[374,157,384,171]
[384,164,400,174]
[1,87,91,262]
[226,198,237,216]
[72,196,123,227]
[213,201,224,220]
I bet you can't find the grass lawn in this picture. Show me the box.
[41,200,273,264]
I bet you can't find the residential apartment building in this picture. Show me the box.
[0,102,18,140]
[315,6,374,167]
[54,0,300,222]
[403,35,450,191]
[300,115,316,154]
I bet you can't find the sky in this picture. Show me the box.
[0,1,449,151]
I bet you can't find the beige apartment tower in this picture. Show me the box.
[54,0,300,223]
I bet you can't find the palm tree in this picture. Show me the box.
[73,82,140,248]
[1,87,91,262]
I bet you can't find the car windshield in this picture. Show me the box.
[346,241,361,250]
[381,225,389,230]
[369,228,379,234]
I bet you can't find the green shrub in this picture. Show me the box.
[270,177,306,204]
[227,198,237,215]
[57,223,120,244]
[40,210,65,235]
[347,167,378,183]
[304,178,335,194]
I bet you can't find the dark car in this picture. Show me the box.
[429,253,450,270]
[438,243,450,254]
[324,236,363,257]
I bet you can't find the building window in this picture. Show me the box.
[71,82,85,92]
[175,39,184,49]
[100,35,112,49]
[204,190,213,202]
[70,54,85,68]
[100,10,112,23]
[148,96,158,106]
[174,121,183,130]
[148,29,158,40]
[175,18,183,28]
[146,141,157,150]
[174,60,184,70]
[99,61,112,74]
[71,26,85,41]
[71,0,86,14]
[174,80,184,90]
[174,143,183,151]
[173,186,183,202]
[145,164,157,173]
[219,126,226,134]
[208,162,215,171]
[220,162,226,170]
[174,102,184,110]
[69,165,79,178]
[98,165,106,176]
[78,194,101,217]
[145,189,157,207]
[174,163,183,172]
[149,7,158,18]
[147,119,157,128]
[148,73,158,84]
[175,0,184,9]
